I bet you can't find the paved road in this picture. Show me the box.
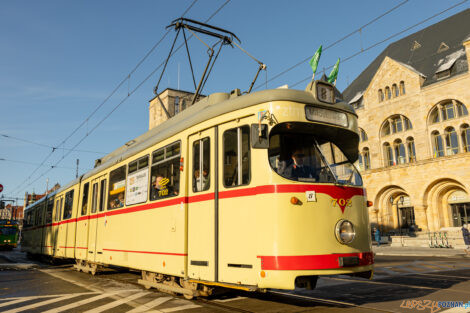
[2,249,470,312]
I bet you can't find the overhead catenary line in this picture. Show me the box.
[289,0,469,89]
[11,0,232,196]
[0,133,107,155]
[8,0,201,196]
[252,0,410,91]
[0,158,90,171]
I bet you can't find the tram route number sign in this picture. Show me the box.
[0,184,3,193]
[306,191,316,202]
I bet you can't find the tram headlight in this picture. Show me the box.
[335,219,356,244]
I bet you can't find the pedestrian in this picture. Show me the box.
[462,224,470,250]
[374,227,381,247]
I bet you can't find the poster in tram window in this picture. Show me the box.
[126,169,149,206]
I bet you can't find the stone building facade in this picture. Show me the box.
[148,88,204,130]
[343,9,470,233]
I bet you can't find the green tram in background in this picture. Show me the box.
[0,220,19,250]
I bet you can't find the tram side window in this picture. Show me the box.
[150,142,180,200]
[46,199,54,224]
[99,179,107,212]
[63,190,74,220]
[109,165,126,209]
[54,199,60,222]
[91,183,98,213]
[193,137,210,192]
[126,155,149,206]
[81,183,89,216]
[223,126,250,187]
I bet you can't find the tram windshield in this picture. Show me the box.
[269,131,362,186]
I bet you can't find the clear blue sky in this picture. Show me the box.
[1,0,468,205]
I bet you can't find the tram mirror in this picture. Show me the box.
[251,124,269,149]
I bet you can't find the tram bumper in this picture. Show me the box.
[257,252,374,290]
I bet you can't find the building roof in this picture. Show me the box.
[343,9,470,101]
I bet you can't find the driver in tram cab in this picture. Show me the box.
[283,149,318,181]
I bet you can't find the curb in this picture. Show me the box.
[374,252,469,258]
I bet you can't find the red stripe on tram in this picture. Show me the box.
[257,252,374,270]
[103,248,186,256]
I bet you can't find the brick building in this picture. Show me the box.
[344,9,470,234]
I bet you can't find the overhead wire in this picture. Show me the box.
[8,0,200,196]
[11,0,232,196]
[288,0,469,89]
[252,0,410,91]
[0,158,90,171]
[0,133,107,155]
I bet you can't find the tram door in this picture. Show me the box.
[54,195,65,257]
[87,175,107,263]
[217,121,257,285]
[188,129,216,281]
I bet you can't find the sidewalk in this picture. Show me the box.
[372,244,470,258]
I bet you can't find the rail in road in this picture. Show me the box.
[2,253,470,312]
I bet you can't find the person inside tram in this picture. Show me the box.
[283,149,318,181]
[194,169,209,192]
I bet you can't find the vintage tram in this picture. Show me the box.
[22,80,373,297]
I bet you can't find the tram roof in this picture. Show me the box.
[52,86,356,194]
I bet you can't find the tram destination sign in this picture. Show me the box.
[305,106,348,127]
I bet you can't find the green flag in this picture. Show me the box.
[328,58,340,84]
[308,45,322,77]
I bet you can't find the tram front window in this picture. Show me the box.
[269,133,362,186]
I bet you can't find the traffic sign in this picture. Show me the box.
[0,184,3,193]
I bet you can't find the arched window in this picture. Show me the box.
[381,115,412,137]
[429,100,468,124]
[385,86,391,100]
[461,124,470,152]
[394,139,406,164]
[359,128,368,142]
[406,137,416,162]
[383,142,394,166]
[444,127,459,155]
[400,81,406,95]
[429,107,440,124]
[432,131,444,157]
[378,89,384,102]
[361,147,370,170]
[392,84,398,97]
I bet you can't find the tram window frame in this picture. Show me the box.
[149,141,181,201]
[81,182,89,216]
[126,155,150,206]
[223,125,251,188]
[193,137,210,192]
[99,179,107,212]
[45,198,54,224]
[54,199,60,222]
[108,165,127,210]
[91,183,98,213]
[63,190,74,220]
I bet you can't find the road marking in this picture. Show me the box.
[41,292,124,313]
[126,296,172,313]
[2,293,83,313]
[0,293,96,308]
[160,303,201,312]
[214,296,247,302]
[82,291,149,313]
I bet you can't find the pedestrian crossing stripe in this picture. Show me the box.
[0,291,200,313]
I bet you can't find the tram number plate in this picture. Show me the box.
[338,256,359,267]
[306,191,316,202]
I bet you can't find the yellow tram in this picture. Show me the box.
[22,80,373,297]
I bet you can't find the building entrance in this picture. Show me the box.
[452,203,470,227]
[399,206,415,229]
